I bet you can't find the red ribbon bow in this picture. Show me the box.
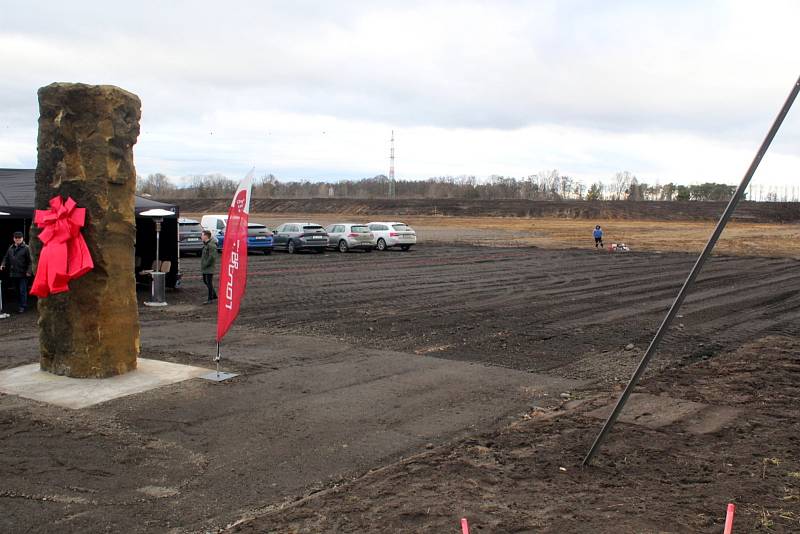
[30,196,94,297]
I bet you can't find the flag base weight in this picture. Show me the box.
[0,313,10,319]
[199,371,239,382]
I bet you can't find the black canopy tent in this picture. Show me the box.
[0,168,180,288]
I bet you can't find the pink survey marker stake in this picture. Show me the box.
[724,503,736,534]
[461,517,470,534]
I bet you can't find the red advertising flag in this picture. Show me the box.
[216,171,253,342]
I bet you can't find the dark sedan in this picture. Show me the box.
[272,222,328,253]
[178,218,205,256]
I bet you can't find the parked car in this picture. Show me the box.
[325,223,374,252]
[273,222,328,253]
[367,221,417,251]
[216,222,274,254]
[200,214,228,235]
[178,217,204,256]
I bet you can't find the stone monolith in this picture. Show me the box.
[34,83,141,377]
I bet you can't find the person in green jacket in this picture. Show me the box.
[200,230,218,304]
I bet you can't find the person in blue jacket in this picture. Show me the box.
[593,225,604,248]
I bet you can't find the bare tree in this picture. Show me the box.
[186,173,238,198]
[535,170,560,200]
[612,171,635,200]
[626,176,643,200]
[137,173,176,197]
[560,175,574,199]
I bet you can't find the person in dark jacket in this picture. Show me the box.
[1,231,33,312]
[593,225,604,248]
[200,230,218,304]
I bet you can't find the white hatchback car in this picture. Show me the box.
[368,221,417,251]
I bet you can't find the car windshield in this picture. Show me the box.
[303,225,324,231]
[179,223,203,233]
[392,224,411,231]
[248,223,266,229]
[351,225,369,233]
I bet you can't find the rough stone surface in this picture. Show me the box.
[34,82,141,378]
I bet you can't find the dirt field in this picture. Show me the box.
[398,215,800,258]
[2,228,800,532]
[178,221,800,378]
[190,211,800,258]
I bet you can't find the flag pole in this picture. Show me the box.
[215,342,221,378]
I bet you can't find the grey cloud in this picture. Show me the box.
[3,0,795,138]
[1,0,798,181]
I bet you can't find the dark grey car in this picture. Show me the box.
[273,222,328,253]
[178,218,204,256]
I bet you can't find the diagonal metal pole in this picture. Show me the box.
[583,74,800,466]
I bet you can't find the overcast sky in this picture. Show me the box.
[1,0,798,186]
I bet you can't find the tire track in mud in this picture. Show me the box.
[172,244,800,375]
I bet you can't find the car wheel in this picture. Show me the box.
[287,240,296,254]
[338,240,349,253]
[263,249,272,255]
[376,238,387,251]
[364,247,372,253]
[316,248,325,254]
[400,245,411,251]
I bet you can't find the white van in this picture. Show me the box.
[200,214,228,238]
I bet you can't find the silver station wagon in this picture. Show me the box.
[325,223,375,253]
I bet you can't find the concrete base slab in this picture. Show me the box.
[0,358,211,409]
[198,371,239,382]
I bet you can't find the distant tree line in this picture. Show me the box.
[137,170,755,202]
[137,173,238,198]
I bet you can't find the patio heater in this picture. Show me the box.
[140,208,174,307]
